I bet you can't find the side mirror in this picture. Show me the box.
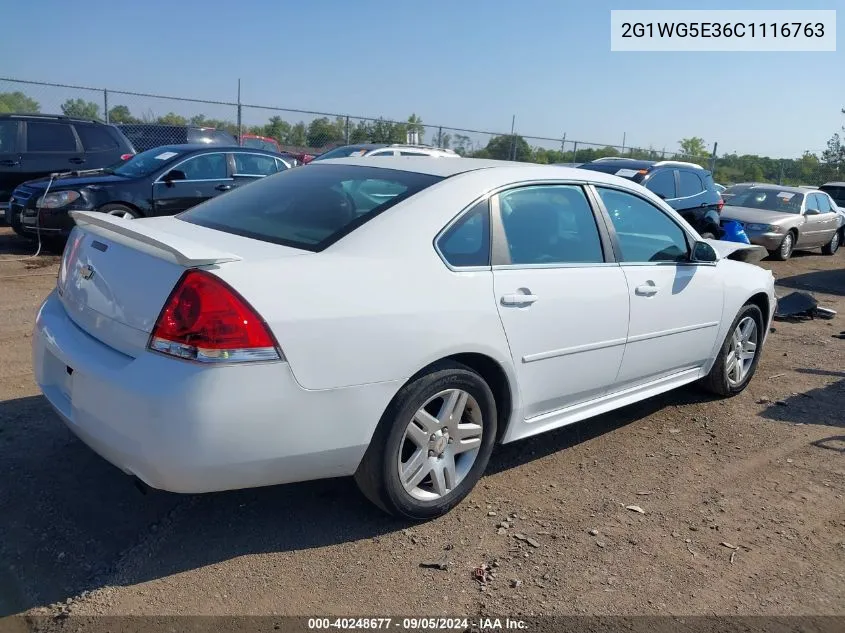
[804,208,819,215]
[691,240,718,263]
[163,169,186,186]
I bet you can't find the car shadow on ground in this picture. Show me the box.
[0,385,721,615]
[774,268,845,297]
[757,374,845,428]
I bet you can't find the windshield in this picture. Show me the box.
[729,189,804,214]
[178,164,443,251]
[110,147,187,178]
[312,146,378,161]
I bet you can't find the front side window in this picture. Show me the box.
[678,170,704,197]
[643,170,676,200]
[437,200,490,267]
[596,187,689,263]
[27,121,77,152]
[179,153,228,180]
[179,164,443,251]
[233,153,282,176]
[497,185,604,265]
[820,186,845,206]
[805,194,819,212]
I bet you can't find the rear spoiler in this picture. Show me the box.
[704,239,768,263]
[70,211,242,267]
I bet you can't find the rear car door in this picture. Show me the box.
[489,184,630,420]
[20,120,85,179]
[152,151,232,215]
[593,186,723,389]
[641,169,676,202]
[808,193,840,246]
[0,118,22,222]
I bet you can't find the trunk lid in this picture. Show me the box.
[58,212,309,357]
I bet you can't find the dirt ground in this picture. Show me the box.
[0,225,843,619]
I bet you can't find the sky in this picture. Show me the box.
[1,0,842,158]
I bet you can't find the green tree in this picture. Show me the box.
[288,122,307,147]
[452,134,473,156]
[349,120,373,143]
[368,117,406,143]
[0,91,40,113]
[678,137,708,157]
[61,98,101,120]
[157,112,188,125]
[476,135,532,161]
[306,117,345,147]
[264,115,292,144]
[107,105,138,124]
[406,113,425,144]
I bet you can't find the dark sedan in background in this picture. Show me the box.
[10,145,290,247]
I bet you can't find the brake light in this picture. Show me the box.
[717,197,725,212]
[149,270,281,363]
[120,153,134,161]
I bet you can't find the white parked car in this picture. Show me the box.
[311,143,460,161]
[33,158,776,520]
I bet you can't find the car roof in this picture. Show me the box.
[746,184,814,194]
[310,156,657,184]
[820,182,845,187]
[0,112,108,125]
[117,123,227,131]
[140,144,279,154]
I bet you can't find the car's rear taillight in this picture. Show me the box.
[120,153,134,161]
[148,270,282,363]
[717,197,725,212]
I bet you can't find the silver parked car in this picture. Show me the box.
[720,185,841,260]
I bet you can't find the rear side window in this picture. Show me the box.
[437,200,490,267]
[233,153,283,176]
[27,121,77,152]
[816,194,833,212]
[643,170,675,199]
[678,171,704,197]
[76,125,119,151]
[179,164,443,251]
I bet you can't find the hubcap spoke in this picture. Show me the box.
[413,409,440,434]
[454,423,483,454]
[726,316,758,387]
[439,390,468,425]
[405,421,430,448]
[401,450,430,489]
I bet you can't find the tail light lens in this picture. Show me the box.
[717,196,725,212]
[120,153,134,161]
[149,270,282,364]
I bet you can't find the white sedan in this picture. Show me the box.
[32,158,776,520]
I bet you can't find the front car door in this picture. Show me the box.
[592,186,723,389]
[489,184,630,420]
[152,151,232,216]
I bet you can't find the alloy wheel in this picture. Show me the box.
[398,389,484,501]
[726,316,758,387]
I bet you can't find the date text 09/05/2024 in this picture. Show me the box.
[307,617,528,630]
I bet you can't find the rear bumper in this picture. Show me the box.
[32,290,400,493]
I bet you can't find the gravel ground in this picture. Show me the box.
[0,226,843,619]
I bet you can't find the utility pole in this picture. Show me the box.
[236,79,243,143]
[622,132,626,154]
[509,115,516,160]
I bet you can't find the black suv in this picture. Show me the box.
[117,124,238,153]
[577,158,724,238]
[1,114,135,229]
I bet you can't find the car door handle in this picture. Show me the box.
[69,157,86,164]
[0,159,20,167]
[215,184,234,191]
[501,293,538,306]
[635,283,660,296]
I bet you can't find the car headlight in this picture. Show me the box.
[36,191,81,209]
[746,223,781,232]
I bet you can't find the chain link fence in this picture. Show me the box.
[3,76,842,187]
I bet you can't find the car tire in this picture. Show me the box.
[354,361,497,520]
[821,230,840,256]
[770,232,795,261]
[9,212,31,239]
[98,204,139,220]
[701,303,765,397]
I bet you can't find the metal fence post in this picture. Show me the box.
[437,126,443,148]
[236,79,242,142]
[103,89,109,123]
[709,141,718,174]
[345,116,350,144]
[572,141,578,163]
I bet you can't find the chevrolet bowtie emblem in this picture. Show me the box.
[79,264,95,280]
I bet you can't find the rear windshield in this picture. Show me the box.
[577,163,646,183]
[178,164,443,251]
